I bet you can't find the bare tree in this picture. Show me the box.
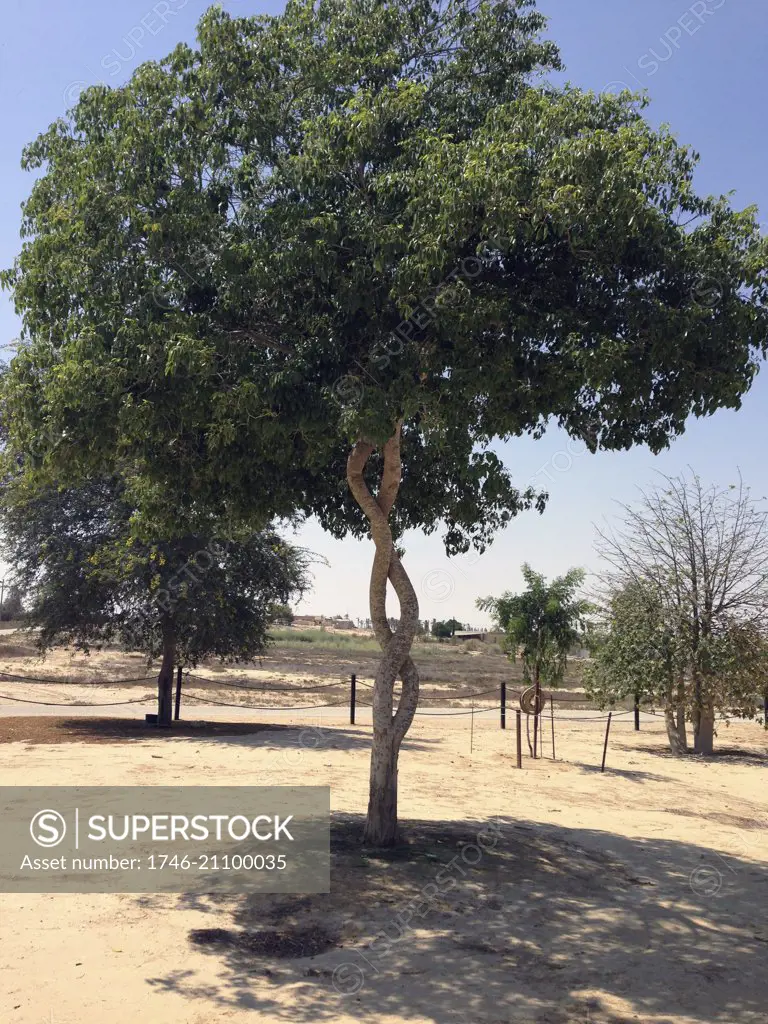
[595,471,768,753]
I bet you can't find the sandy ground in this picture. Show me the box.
[0,698,766,1024]
[0,632,592,706]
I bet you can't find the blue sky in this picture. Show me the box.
[1,0,766,624]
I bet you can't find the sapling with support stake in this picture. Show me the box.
[480,565,591,761]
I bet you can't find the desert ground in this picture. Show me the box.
[0,632,766,1024]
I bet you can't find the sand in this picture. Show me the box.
[0,701,766,1024]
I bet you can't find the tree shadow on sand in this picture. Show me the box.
[0,716,436,752]
[567,761,673,784]
[142,813,768,1024]
[613,740,768,769]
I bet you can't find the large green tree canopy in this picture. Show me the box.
[4,0,766,544]
[2,0,767,842]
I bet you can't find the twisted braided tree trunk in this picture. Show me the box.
[347,422,420,846]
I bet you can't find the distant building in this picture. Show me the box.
[291,614,369,631]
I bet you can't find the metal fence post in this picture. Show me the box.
[174,666,182,721]
[550,695,556,760]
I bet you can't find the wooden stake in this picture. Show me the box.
[550,695,556,760]
[601,712,613,773]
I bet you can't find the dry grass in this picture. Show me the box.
[0,630,602,710]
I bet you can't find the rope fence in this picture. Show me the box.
[1,665,758,775]
[185,673,346,693]
[0,665,648,724]
[0,693,152,707]
[0,666,693,772]
[182,693,351,711]
[0,670,156,686]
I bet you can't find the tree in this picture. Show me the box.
[0,584,24,622]
[2,1,767,842]
[268,603,295,626]
[586,582,768,753]
[584,581,690,753]
[0,477,310,725]
[431,618,463,638]
[594,472,768,753]
[702,620,768,730]
[479,564,589,753]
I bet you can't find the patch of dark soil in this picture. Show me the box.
[189,924,338,959]
[0,716,284,744]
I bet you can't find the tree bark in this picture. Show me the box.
[532,664,541,759]
[691,664,715,753]
[663,671,688,754]
[347,425,420,846]
[157,623,176,728]
[664,708,688,755]
[693,706,715,754]
[675,705,686,745]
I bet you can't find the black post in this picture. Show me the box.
[500,681,506,730]
[174,666,182,721]
[157,669,173,728]
[601,712,613,773]
[350,673,356,725]
[634,692,640,731]
[515,709,522,769]
[763,692,767,729]
[550,695,556,760]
